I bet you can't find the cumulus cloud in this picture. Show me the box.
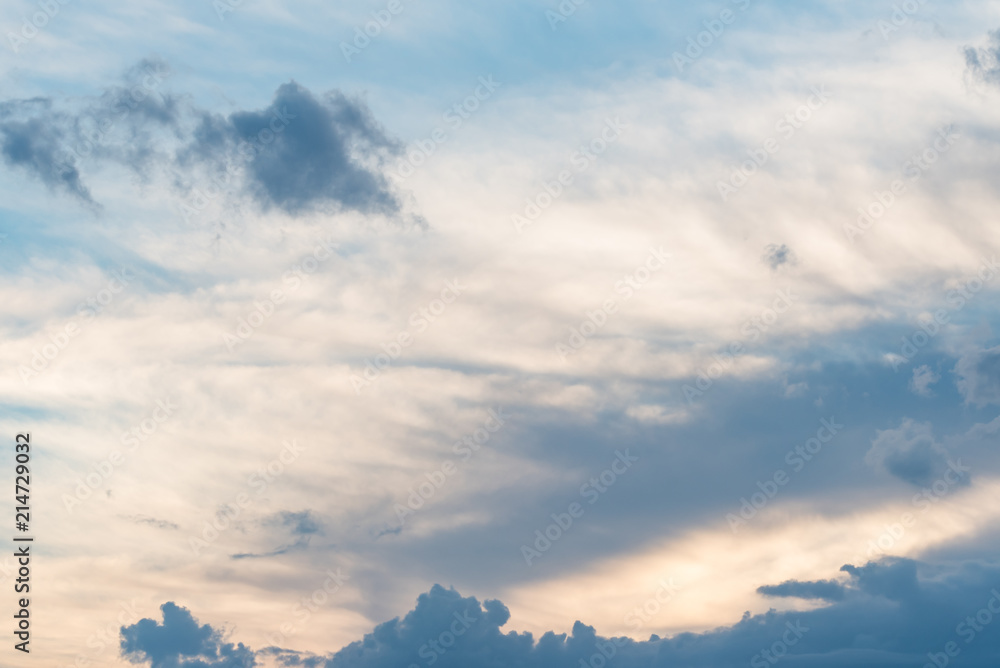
[125,560,1000,668]
[955,345,1000,406]
[865,419,960,487]
[120,602,256,668]
[0,58,404,218]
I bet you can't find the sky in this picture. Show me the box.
[1,0,1000,666]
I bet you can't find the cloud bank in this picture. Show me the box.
[122,559,1000,668]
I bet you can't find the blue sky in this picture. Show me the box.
[2,1,1000,667]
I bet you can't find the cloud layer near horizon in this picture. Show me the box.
[125,558,1000,668]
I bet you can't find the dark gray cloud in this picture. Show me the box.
[120,602,255,668]
[966,30,1000,85]
[757,578,845,602]
[125,559,1000,668]
[0,58,404,218]
[210,84,400,215]
[955,345,1000,407]
[0,115,92,203]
